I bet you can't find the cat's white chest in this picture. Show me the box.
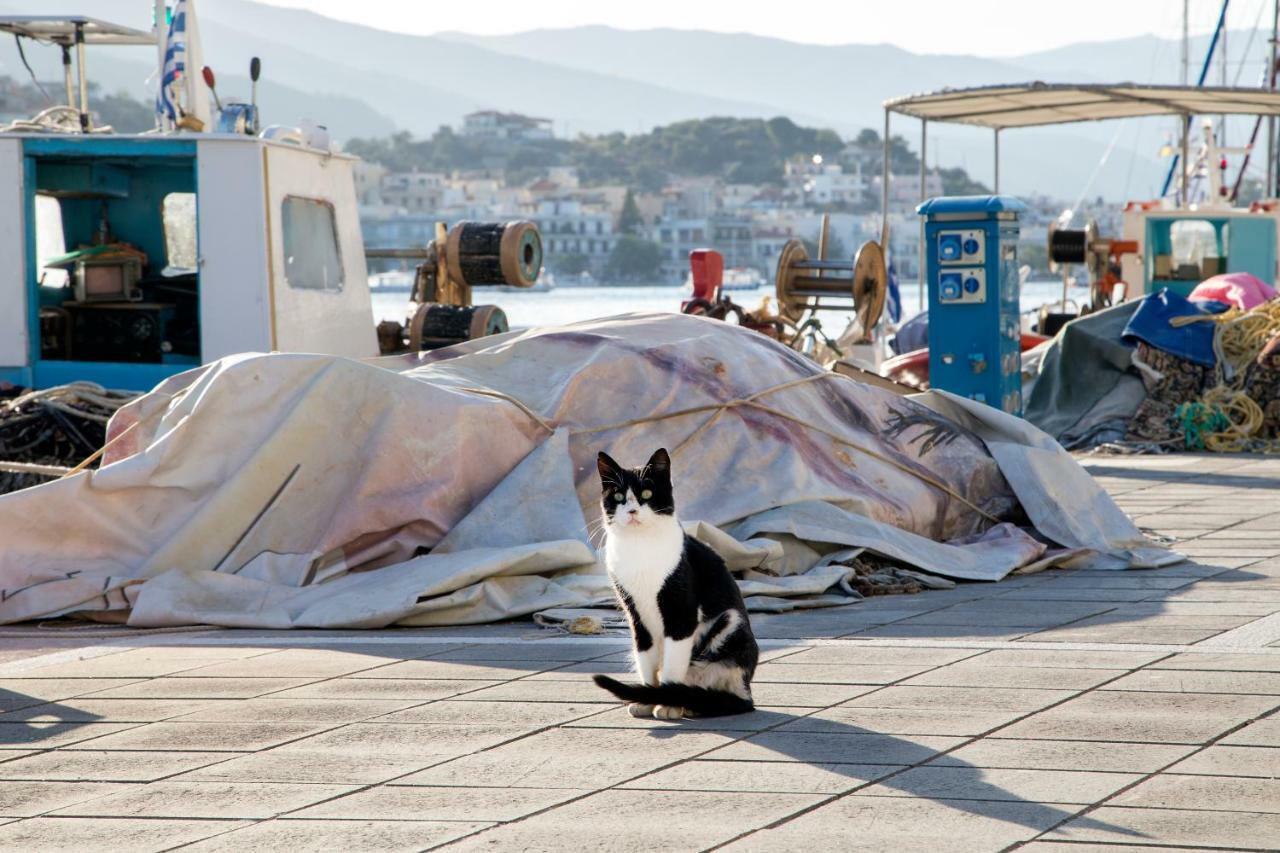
[605,522,684,633]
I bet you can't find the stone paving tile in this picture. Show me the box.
[1046,806,1280,848]
[179,818,492,852]
[178,649,406,679]
[257,721,530,762]
[720,794,1069,852]
[0,722,138,749]
[962,649,1167,670]
[854,765,1141,805]
[899,602,1113,628]
[765,646,980,667]
[427,643,621,662]
[443,789,822,853]
[1168,744,1280,777]
[995,690,1279,744]
[1020,623,1227,644]
[293,785,583,821]
[375,699,604,727]
[902,664,1125,690]
[0,698,224,723]
[0,781,129,817]
[775,706,1022,737]
[169,697,421,724]
[0,749,240,782]
[397,727,734,789]
[0,679,143,709]
[1104,668,1280,694]
[84,677,318,700]
[350,660,583,681]
[74,721,330,752]
[5,653,242,679]
[53,780,356,819]
[847,625,1033,642]
[928,738,1194,773]
[752,662,936,684]
[702,731,963,765]
[522,660,635,680]
[0,816,244,852]
[271,677,500,701]
[1110,773,1280,813]
[743,681,879,707]
[619,759,902,794]
[178,749,433,785]
[840,685,1074,713]
[1222,717,1280,746]
[455,679,627,704]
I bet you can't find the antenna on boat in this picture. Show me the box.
[249,57,261,134]
[201,65,223,112]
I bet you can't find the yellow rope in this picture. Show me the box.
[1168,298,1280,453]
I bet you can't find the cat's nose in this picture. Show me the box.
[627,508,638,515]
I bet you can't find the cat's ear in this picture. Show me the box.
[596,451,623,484]
[646,448,671,480]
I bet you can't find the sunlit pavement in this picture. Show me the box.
[0,454,1276,851]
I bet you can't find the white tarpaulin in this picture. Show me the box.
[0,314,1179,628]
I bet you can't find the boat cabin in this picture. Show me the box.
[0,133,378,391]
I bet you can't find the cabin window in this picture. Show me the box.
[34,194,69,289]
[281,196,344,292]
[162,192,198,274]
[1169,219,1223,276]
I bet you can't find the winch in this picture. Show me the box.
[773,216,887,348]
[373,220,542,353]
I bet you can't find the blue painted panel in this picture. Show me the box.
[0,366,33,387]
[916,195,1027,216]
[1226,217,1277,283]
[33,360,184,393]
[920,197,1024,416]
[23,137,196,158]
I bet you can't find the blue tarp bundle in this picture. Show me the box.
[1122,288,1230,367]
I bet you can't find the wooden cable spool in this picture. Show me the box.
[774,237,888,340]
[445,220,542,289]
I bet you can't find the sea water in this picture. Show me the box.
[370,281,1082,331]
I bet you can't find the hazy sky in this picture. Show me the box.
[259,0,1271,56]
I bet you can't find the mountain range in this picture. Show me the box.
[0,0,1272,199]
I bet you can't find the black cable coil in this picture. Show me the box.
[1048,228,1089,264]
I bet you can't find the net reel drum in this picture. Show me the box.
[373,220,542,353]
[774,219,887,347]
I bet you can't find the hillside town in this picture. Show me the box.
[355,110,1083,283]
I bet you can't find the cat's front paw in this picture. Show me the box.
[628,703,656,718]
[653,705,686,720]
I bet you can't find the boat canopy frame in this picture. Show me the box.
[880,82,1280,308]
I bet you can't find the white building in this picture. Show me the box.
[535,197,616,274]
[461,110,554,142]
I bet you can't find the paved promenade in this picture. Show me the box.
[0,453,1276,851]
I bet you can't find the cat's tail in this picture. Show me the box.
[592,674,753,717]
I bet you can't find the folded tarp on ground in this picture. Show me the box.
[0,313,1177,629]
[1122,288,1229,367]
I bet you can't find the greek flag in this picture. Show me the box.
[155,1,188,122]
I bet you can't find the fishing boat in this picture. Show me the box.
[0,6,542,395]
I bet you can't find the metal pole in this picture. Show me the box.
[74,22,89,133]
[1272,0,1279,196]
[881,109,891,249]
[919,118,927,311]
[1180,114,1190,207]
[155,0,168,130]
[993,129,1000,193]
[60,45,73,108]
[1182,0,1189,85]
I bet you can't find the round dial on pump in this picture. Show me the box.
[962,238,980,255]
[963,276,981,294]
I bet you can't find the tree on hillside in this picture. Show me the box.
[618,189,643,235]
[939,167,990,196]
[606,236,663,281]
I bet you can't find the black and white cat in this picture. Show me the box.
[592,448,759,719]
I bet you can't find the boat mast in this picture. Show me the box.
[1272,0,1279,196]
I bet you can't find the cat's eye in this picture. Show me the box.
[612,493,625,502]
[640,489,653,499]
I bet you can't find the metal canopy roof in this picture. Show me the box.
[0,16,157,46]
[884,83,1280,129]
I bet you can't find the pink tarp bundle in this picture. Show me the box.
[0,314,1177,629]
[1189,272,1277,311]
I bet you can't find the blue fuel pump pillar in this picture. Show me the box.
[916,195,1027,416]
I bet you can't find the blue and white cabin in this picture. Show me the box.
[0,14,379,391]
